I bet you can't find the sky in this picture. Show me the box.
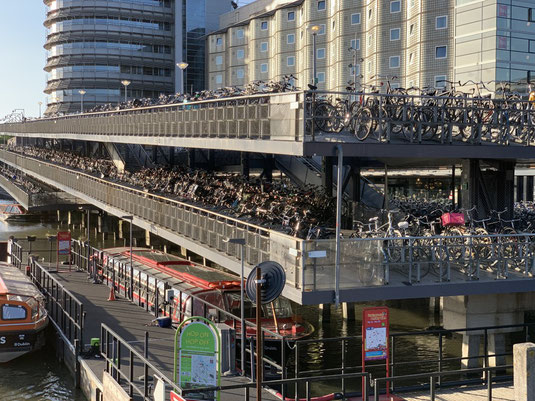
[0,0,256,120]
[0,2,48,119]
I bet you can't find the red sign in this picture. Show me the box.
[170,391,186,401]
[57,232,71,256]
[362,307,389,361]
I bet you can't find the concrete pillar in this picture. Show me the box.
[342,303,355,321]
[319,304,331,323]
[57,210,61,222]
[180,246,187,258]
[460,159,480,215]
[517,176,525,202]
[323,156,334,197]
[118,220,124,239]
[163,244,168,253]
[461,334,481,369]
[97,215,103,233]
[488,333,506,367]
[169,147,175,166]
[188,149,195,168]
[527,176,534,202]
[145,230,151,247]
[263,155,273,182]
[152,146,158,164]
[514,342,535,401]
[241,152,250,178]
[67,211,72,225]
[207,149,215,171]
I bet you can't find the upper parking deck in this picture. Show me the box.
[4,91,535,160]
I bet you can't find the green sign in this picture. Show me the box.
[174,317,221,401]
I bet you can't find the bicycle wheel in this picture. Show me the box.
[350,107,374,141]
[314,102,336,133]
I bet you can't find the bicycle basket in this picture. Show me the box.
[441,212,465,227]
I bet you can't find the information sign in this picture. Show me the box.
[175,318,220,400]
[363,307,389,361]
[57,232,71,256]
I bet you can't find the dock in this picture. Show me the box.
[51,266,279,401]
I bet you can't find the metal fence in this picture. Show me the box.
[0,92,302,142]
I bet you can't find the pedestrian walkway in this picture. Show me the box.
[398,383,514,400]
[53,267,279,401]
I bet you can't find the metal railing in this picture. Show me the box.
[28,257,85,349]
[0,91,302,142]
[304,90,535,146]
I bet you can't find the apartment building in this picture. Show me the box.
[208,0,535,93]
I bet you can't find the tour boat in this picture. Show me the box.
[0,262,48,362]
[0,203,32,222]
[98,247,314,354]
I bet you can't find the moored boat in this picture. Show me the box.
[98,247,314,351]
[0,262,48,362]
[0,203,35,222]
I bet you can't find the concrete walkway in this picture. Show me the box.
[53,267,279,401]
[398,383,514,400]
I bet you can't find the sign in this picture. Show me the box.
[102,371,131,401]
[57,232,71,256]
[175,318,220,401]
[362,307,389,361]
[170,391,186,401]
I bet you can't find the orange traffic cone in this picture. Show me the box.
[108,286,116,302]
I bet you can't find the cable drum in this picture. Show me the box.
[246,261,286,304]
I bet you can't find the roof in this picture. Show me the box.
[0,263,43,299]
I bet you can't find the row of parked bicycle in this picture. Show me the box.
[7,145,335,238]
[0,165,44,194]
[307,79,535,144]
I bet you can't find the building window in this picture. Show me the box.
[409,23,415,35]
[368,9,372,19]
[261,63,268,73]
[410,0,415,6]
[332,19,336,30]
[390,0,401,13]
[350,64,360,76]
[436,16,447,30]
[216,74,222,84]
[260,42,268,52]
[351,13,361,25]
[389,55,400,68]
[435,75,446,88]
[261,21,268,30]
[318,24,326,35]
[317,48,326,59]
[216,37,223,46]
[436,46,447,59]
[318,0,326,11]
[237,49,244,59]
[409,80,414,88]
[237,29,244,39]
[317,72,325,83]
[368,34,372,47]
[237,69,244,79]
[287,33,295,44]
[368,61,372,74]
[409,52,414,64]
[390,28,401,41]
[350,38,360,50]
[215,55,223,65]
[288,11,295,21]
[287,56,295,66]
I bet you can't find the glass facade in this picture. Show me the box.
[183,0,207,93]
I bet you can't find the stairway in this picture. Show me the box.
[110,143,155,172]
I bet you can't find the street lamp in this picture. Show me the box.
[176,62,189,94]
[224,237,246,375]
[121,215,134,303]
[38,102,42,119]
[121,80,131,103]
[78,90,86,114]
[309,25,321,86]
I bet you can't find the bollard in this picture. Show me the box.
[514,342,535,401]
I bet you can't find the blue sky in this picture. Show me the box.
[0,2,48,119]
[0,0,256,119]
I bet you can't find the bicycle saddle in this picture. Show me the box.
[308,84,318,90]
[369,217,379,222]
[398,222,409,230]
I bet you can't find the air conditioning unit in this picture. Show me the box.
[216,323,237,376]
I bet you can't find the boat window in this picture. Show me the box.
[262,298,293,319]
[27,298,39,320]
[2,304,27,320]
[225,292,256,318]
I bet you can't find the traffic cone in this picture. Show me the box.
[108,286,116,302]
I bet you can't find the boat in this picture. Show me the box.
[0,203,34,222]
[98,247,314,356]
[0,262,48,362]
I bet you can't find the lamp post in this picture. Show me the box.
[38,102,42,119]
[78,90,86,114]
[121,80,131,103]
[224,237,246,375]
[309,25,321,86]
[176,62,189,94]
[121,215,134,302]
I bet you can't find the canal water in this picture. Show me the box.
[0,211,454,399]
